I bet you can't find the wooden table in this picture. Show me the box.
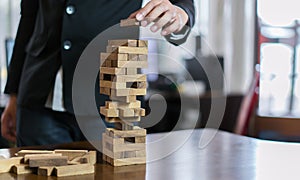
[0,128,300,180]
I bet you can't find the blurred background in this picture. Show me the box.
[1,0,300,147]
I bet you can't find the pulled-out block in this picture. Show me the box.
[54,150,88,161]
[29,156,68,167]
[108,39,137,47]
[53,164,95,177]
[120,19,140,27]
[0,157,23,173]
[11,164,34,175]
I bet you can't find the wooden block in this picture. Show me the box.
[38,166,54,176]
[107,46,148,55]
[100,80,126,89]
[105,156,146,166]
[120,19,140,27]
[54,164,94,177]
[135,137,146,143]
[115,75,147,82]
[54,150,88,161]
[126,68,137,75]
[111,88,146,96]
[114,60,148,68]
[129,54,147,61]
[100,67,126,75]
[138,40,148,47]
[16,150,54,157]
[110,95,136,103]
[105,101,141,109]
[100,53,128,61]
[0,157,23,173]
[24,153,63,163]
[105,116,141,123]
[106,127,146,138]
[136,150,146,157]
[11,164,34,175]
[134,108,146,116]
[100,107,119,117]
[29,156,68,167]
[108,39,137,47]
[82,151,97,165]
[100,87,111,96]
[119,107,135,117]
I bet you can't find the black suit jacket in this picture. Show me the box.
[5,0,195,112]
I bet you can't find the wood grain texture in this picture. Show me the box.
[29,156,68,167]
[11,164,34,175]
[54,164,95,177]
[0,157,23,173]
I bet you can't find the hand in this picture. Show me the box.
[1,94,17,142]
[129,0,189,36]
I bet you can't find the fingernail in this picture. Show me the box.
[141,21,148,27]
[162,30,168,36]
[136,13,144,21]
[151,25,158,32]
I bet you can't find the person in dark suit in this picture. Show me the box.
[1,0,195,146]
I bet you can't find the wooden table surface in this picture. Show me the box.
[0,128,300,180]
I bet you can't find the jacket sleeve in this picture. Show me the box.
[4,0,38,94]
[166,0,195,45]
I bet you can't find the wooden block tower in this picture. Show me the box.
[100,38,148,166]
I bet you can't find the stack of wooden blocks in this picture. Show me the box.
[100,38,148,166]
[0,149,96,177]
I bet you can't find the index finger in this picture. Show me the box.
[135,0,162,21]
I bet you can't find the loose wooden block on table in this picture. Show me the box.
[29,156,68,167]
[16,150,54,157]
[38,166,54,176]
[24,153,63,163]
[53,164,95,177]
[12,164,34,175]
[0,157,23,173]
[54,149,88,161]
[120,19,140,27]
